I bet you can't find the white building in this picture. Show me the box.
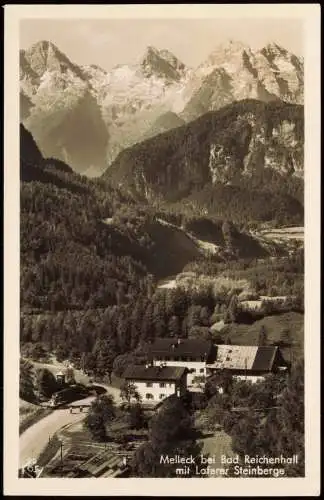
[206,344,288,384]
[148,338,215,387]
[123,364,187,404]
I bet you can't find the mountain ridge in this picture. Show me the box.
[103,99,304,225]
[20,39,304,177]
[20,124,282,300]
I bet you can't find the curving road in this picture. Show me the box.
[19,385,122,469]
[19,408,86,469]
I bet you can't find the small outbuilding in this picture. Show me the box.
[55,371,66,385]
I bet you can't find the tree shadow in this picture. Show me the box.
[195,430,215,439]
[88,385,107,395]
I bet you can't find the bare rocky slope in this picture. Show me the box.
[20,40,304,177]
[103,99,304,224]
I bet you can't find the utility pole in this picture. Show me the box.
[290,348,294,371]
[60,441,63,473]
[289,345,293,368]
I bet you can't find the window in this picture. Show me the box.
[145,393,154,400]
[199,368,205,373]
[159,394,165,400]
[181,356,187,361]
[165,356,170,361]
[146,382,153,387]
[191,368,196,373]
[159,382,166,388]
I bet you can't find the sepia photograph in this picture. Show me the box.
[3,4,321,497]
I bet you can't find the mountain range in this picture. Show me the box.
[20,39,304,177]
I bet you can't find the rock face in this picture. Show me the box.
[20,91,34,121]
[20,42,191,174]
[142,111,186,141]
[180,40,304,122]
[104,100,304,224]
[140,46,187,81]
[20,41,108,175]
[20,39,303,177]
[20,41,86,97]
[87,46,191,166]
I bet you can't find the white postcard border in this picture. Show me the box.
[4,3,321,496]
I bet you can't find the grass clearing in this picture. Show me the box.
[19,398,38,416]
[216,311,304,360]
[38,434,61,468]
[195,410,235,474]
[19,404,53,434]
[198,431,234,469]
[176,273,251,295]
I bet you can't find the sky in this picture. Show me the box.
[20,18,303,71]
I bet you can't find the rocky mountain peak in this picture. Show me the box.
[223,39,252,52]
[23,40,85,81]
[158,48,186,71]
[140,46,187,82]
[19,37,304,177]
[262,42,288,55]
[204,39,253,66]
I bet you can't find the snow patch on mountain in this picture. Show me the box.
[20,38,303,176]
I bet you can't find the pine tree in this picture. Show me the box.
[141,303,154,343]
[35,368,58,399]
[258,325,268,346]
[228,294,239,323]
[153,303,166,338]
[19,358,35,402]
[84,394,116,441]
[168,315,180,338]
[129,402,145,429]
[120,381,141,407]
[92,338,117,380]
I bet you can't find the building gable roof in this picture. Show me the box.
[207,344,283,372]
[149,337,214,360]
[251,346,279,371]
[123,364,187,382]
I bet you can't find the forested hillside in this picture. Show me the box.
[20,124,303,379]
[104,99,303,226]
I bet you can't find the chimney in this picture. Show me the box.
[177,338,181,345]
[145,363,150,369]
